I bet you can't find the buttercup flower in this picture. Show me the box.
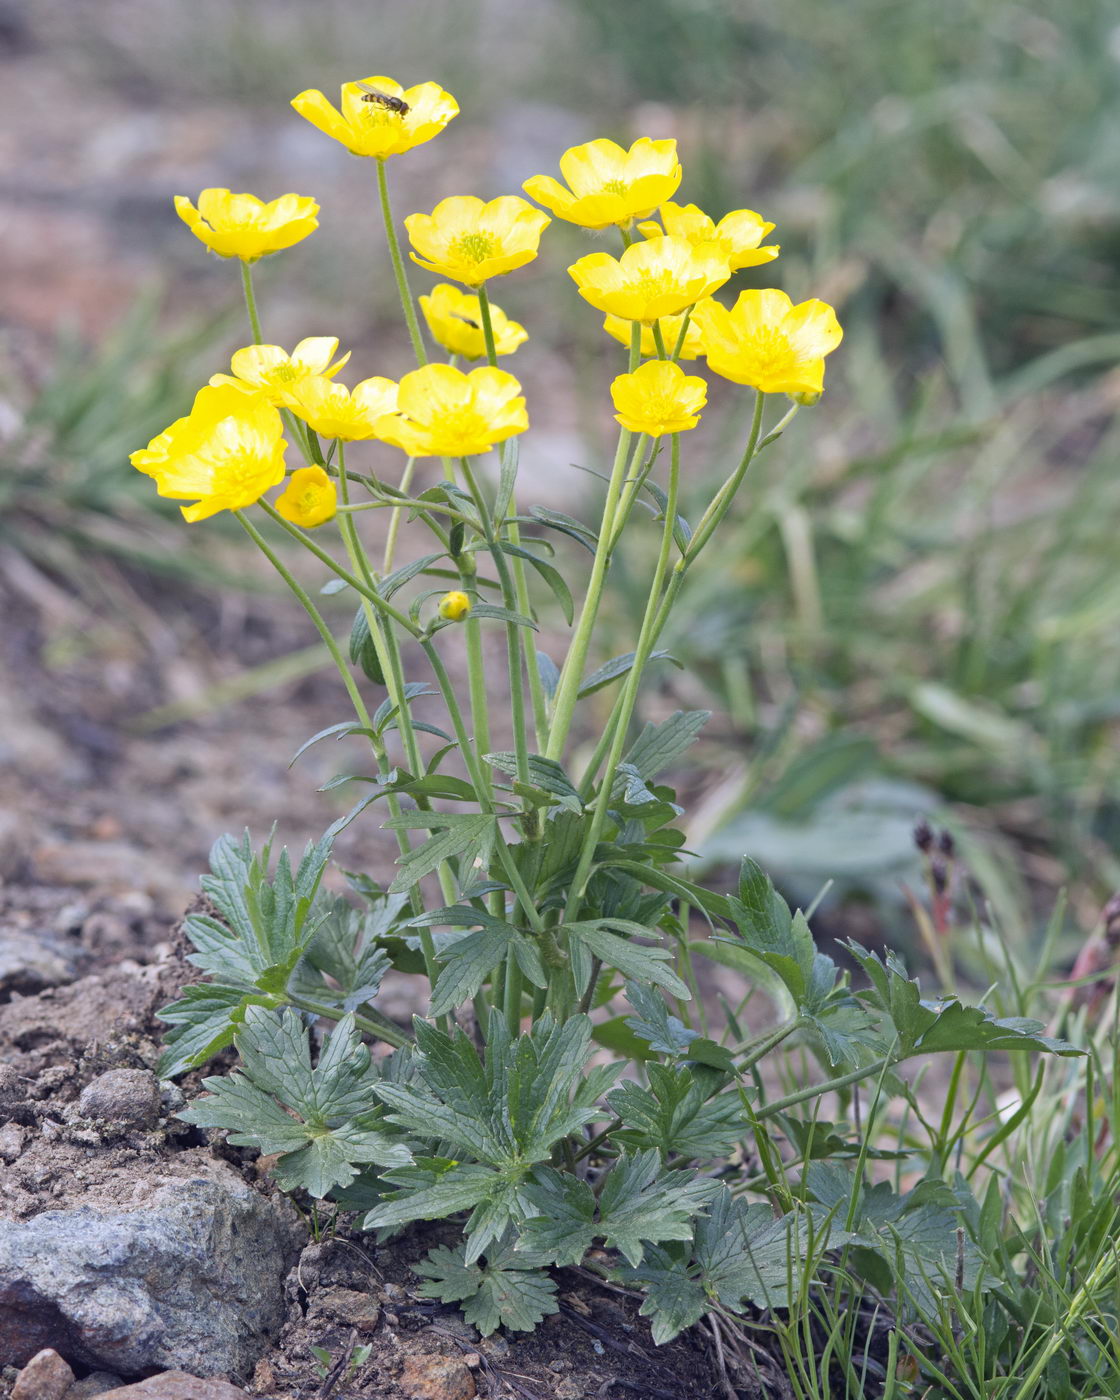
[174,189,319,261]
[603,310,705,360]
[209,338,351,407]
[291,75,458,159]
[523,138,681,230]
[405,197,550,287]
[419,284,528,360]
[692,290,843,396]
[437,590,472,621]
[287,377,399,441]
[274,465,337,529]
[638,202,779,271]
[611,360,707,437]
[375,364,527,458]
[568,237,730,324]
[130,384,286,522]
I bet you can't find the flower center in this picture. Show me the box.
[602,179,630,196]
[450,232,496,265]
[740,327,793,373]
[270,364,300,383]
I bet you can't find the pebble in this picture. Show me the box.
[11,1349,74,1400]
[0,1123,28,1160]
[78,1069,161,1128]
[397,1352,477,1400]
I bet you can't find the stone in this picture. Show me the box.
[67,1373,123,1400]
[0,1159,304,1376]
[0,931,82,999]
[85,1373,251,1399]
[311,1287,381,1333]
[398,1352,477,1400]
[0,807,32,882]
[77,1070,161,1128]
[11,1349,75,1400]
[0,1123,28,1160]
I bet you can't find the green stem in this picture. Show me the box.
[376,158,427,365]
[420,638,493,810]
[563,432,682,918]
[545,425,633,760]
[750,1056,895,1121]
[476,282,499,366]
[382,456,417,572]
[234,510,372,736]
[651,321,668,360]
[234,510,430,926]
[669,310,692,362]
[258,501,419,635]
[291,995,409,1049]
[476,282,548,750]
[240,262,264,343]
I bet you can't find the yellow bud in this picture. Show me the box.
[438,590,472,621]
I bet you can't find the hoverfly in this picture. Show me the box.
[355,81,410,116]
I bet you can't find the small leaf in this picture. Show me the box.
[469,602,539,630]
[497,542,573,624]
[563,921,691,999]
[527,505,598,554]
[578,650,680,699]
[348,607,385,685]
[178,1007,410,1197]
[624,710,710,781]
[414,1235,559,1336]
[536,651,560,700]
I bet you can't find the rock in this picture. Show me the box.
[0,808,32,881]
[398,1352,477,1400]
[311,1286,381,1333]
[0,931,82,999]
[67,1373,123,1400]
[77,1070,161,1128]
[11,1349,74,1400]
[0,1123,27,1160]
[86,1373,251,1399]
[0,1160,304,1376]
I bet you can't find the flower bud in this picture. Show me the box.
[438,590,472,621]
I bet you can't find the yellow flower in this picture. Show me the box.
[637,201,779,271]
[437,590,472,621]
[611,360,707,436]
[603,310,705,360]
[692,290,843,396]
[274,465,337,529]
[290,75,458,159]
[174,189,318,261]
[130,384,286,522]
[376,364,527,458]
[419,284,528,360]
[568,237,730,325]
[405,196,550,288]
[522,138,681,230]
[287,377,399,441]
[209,338,351,407]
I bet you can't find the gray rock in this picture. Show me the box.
[0,1163,304,1376]
[0,931,81,999]
[77,1070,161,1128]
